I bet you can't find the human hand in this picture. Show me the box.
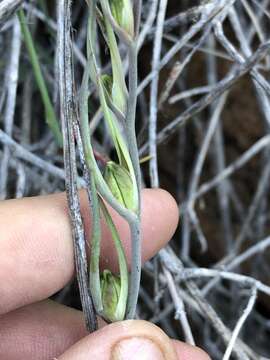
[0,189,210,359]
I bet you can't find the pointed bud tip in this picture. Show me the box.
[101,270,122,322]
[110,0,134,37]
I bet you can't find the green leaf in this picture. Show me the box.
[18,9,62,147]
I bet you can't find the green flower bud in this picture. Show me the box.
[101,71,126,115]
[104,161,137,211]
[101,270,123,322]
[109,0,134,37]
[102,74,113,96]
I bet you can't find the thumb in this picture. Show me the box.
[58,320,177,360]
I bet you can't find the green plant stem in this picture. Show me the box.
[125,41,142,319]
[126,43,141,201]
[79,60,103,314]
[18,9,62,146]
[83,0,142,321]
[80,66,140,320]
[80,72,136,222]
[87,5,139,210]
[79,57,134,320]
[89,176,103,312]
[84,6,137,222]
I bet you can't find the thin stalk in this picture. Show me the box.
[86,6,138,208]
[79,56,104,315]
[126,43,141,198]
[57,0,97,332]
[80,65,103,314]
[125,41,142,319]
[89,176,103,313]
[79,51,134,319]
[81,62,137,224]
[83,0,142,321]
[18,8,62,146]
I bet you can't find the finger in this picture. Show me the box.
[0,189,178,314]
[172,340,211,360]
[59,320,210,360]
[0,301,209,360]
[59,320,178,360]
[0,301,88,360]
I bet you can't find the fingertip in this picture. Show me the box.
[140,188,179,261]
[144,188,179,233]
[59,320,178,359]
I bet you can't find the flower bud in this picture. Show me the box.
[102,74,113,96]
[101,270,123,322]
[102,73,126,114]
[104,161,137,211]
[110,0,134,37]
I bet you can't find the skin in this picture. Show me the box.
[0,188,210,359]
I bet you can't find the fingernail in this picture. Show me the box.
[111,337,165,360]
